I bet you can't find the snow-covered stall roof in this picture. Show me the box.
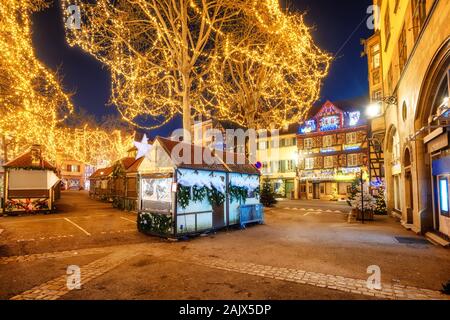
[126,136,260,175]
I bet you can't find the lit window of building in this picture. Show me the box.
[304,138,313,149]
[305,158,314,170]
[324,156,333,169]
[346,132,357,144]
[347,154,359,167]
[323,135,333,147]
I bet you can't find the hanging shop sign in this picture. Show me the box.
[391,163,402,175]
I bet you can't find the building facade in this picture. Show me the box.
[59,160,85,190]
[365,0,450,240]
[297,101,369,200]
[256,124,299,199]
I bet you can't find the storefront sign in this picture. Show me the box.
[433,155,450,176]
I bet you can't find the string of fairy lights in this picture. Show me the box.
[0,0,133,166]
[62,0,331,130]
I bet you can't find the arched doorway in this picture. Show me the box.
[385,125,402,213]
[414,39,450,236]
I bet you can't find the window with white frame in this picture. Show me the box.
[346,132,357,144]
[305,158,314,170]
[323,135,333,147]
[324,156,333,168]
[347,154,359,167]
[304,138,313,149]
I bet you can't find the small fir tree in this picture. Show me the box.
[260,179,277,207]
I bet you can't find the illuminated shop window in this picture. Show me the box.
[439,177,449,215]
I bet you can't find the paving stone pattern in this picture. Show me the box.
[188,256,450,300]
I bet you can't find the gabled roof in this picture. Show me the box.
[4,150,55,171]
[157,137,228,172]
[120,157,136,170]
[314,100,344,118]
[156,137,260,175]
[90,166,113,179]
[126,157,145,173]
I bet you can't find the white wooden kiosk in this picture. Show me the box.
[3,145,60,214]
[137,137,263,238]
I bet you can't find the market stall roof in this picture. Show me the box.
[90,166,113,179]
[156,137,260,175]
[90,157,136,179]
[120,157,136,170]
[3,150,55,171]
[126,157,145,173]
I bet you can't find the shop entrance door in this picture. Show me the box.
[313,183,320,199]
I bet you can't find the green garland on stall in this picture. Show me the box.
[138,212,173,235]
[207,187,225,206]
[177,185,191,209]
[192,186,207,203]
[177,184,226,208]
[229,184,248,204]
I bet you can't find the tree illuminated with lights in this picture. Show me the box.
[203,1,330,129]
[62,0,330,131]
[0,0,73,156]
[0,0,134,165]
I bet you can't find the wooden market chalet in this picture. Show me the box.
[89,136,263,237]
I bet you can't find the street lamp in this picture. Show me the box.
[366,102,383,119]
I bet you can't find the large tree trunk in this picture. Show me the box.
[182,89,191,138]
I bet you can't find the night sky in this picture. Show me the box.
[32,0,372,137]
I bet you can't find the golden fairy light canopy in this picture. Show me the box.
[0,0,133,166]
[62,0,330,130]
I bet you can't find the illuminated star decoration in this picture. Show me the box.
[134,134,152,160]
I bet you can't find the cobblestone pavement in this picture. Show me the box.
[6,244,450,300]
[9,251,138,300]
[187,255,450,300]
[0,247,112,265]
